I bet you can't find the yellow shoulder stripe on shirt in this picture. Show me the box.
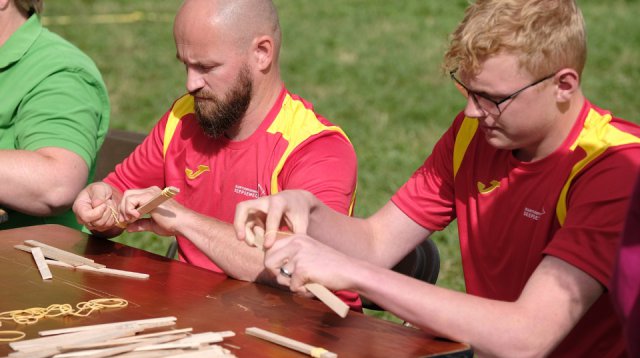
[160,93,357,215]
[453,117,478,178]
[267,94,356,215]
[556,109,640,225]
[163,94,194,158]
[452,113,640,227]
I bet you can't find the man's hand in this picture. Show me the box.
[72,182,120,233]
[234,190,318,248]
[263,233,358,294]
[120,186,187,237]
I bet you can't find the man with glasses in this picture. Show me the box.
[450,71,556,117]
[234,0,640,356]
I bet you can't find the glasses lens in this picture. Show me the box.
[451,71,500,115]
[472,95,501,115]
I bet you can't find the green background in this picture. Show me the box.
[41,0,640,318]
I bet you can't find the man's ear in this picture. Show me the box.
[555,68,580,102]
[252,35,274,72]
[0,0,11,11]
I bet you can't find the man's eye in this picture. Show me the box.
[477,93,502,103]
[200,65,217,72]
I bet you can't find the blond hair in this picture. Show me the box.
[14,0,43,15]
[443,0,586,78]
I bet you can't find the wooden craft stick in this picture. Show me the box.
[31,247,52,280]
[38,317,176,337]
[245,226,349,318]
[246,327,337,358]
[163,346,235,358]
[15,244,87,267]
[132,341,200,352]
[177,331,235,344]
[58,330,194,352]
[24,240,96,263]
[23,240,106,269]
[59,331,237,355]
[136,186,180,216]
[45,259,150,279]
[116,186,180,228]
[51,331,237,358]
[53,334,186,358]
[303,283,349,318]
[57,328,194,351]
[9,326,141,357]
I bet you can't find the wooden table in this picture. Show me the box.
[0,225,472,357]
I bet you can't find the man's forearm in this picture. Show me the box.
[353,256,602,357]
[177,212,276,284]
[0,149,87,215]
[308,202,372,254]
[307,199,413,267]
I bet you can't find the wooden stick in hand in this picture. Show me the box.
[245,224,349,318]
[116,186,180,228]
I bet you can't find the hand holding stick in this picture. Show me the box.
[116,186,180,228]
[245,222,349,318]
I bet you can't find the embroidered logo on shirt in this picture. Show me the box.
[477,180,501,194]
[185,165,210,179]
[523,207,546,221]
[234,185,259,198]
[257,184,267,197]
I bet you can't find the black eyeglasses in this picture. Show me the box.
[450,70,556,115]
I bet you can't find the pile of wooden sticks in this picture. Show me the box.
[15,240,149,280]
[6,316,237,358]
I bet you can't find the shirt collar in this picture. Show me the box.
[0,15,42,70]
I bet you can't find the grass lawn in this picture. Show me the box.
[42,0,639,320]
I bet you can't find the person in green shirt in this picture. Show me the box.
[0,0,110,229]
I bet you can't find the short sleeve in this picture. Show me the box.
[278,131,357,215]
[391,123,458,231]
[15,69,108,167]
[104,112,168,191]
[545,146,640,287]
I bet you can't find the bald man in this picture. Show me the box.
[72,0,359,309]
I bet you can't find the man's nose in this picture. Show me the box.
[463,95,486,119]
[186,69,205,94]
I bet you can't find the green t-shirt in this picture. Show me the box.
[0,15,110,230]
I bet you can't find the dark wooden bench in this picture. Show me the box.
[94,129,146,181]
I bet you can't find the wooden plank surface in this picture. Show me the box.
[0,225,472,357]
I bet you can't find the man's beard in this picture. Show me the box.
[193,65,252,138]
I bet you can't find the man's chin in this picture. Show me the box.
[484,133,516,151]
[200,126,226,138]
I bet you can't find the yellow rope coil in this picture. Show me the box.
[108,205,122,227]
[0,330,26,342]
[0,298,128,341]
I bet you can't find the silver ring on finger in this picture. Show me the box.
[279,266,293,278]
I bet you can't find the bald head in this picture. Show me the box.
[173,0,285,140]
[175,0,281,54]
